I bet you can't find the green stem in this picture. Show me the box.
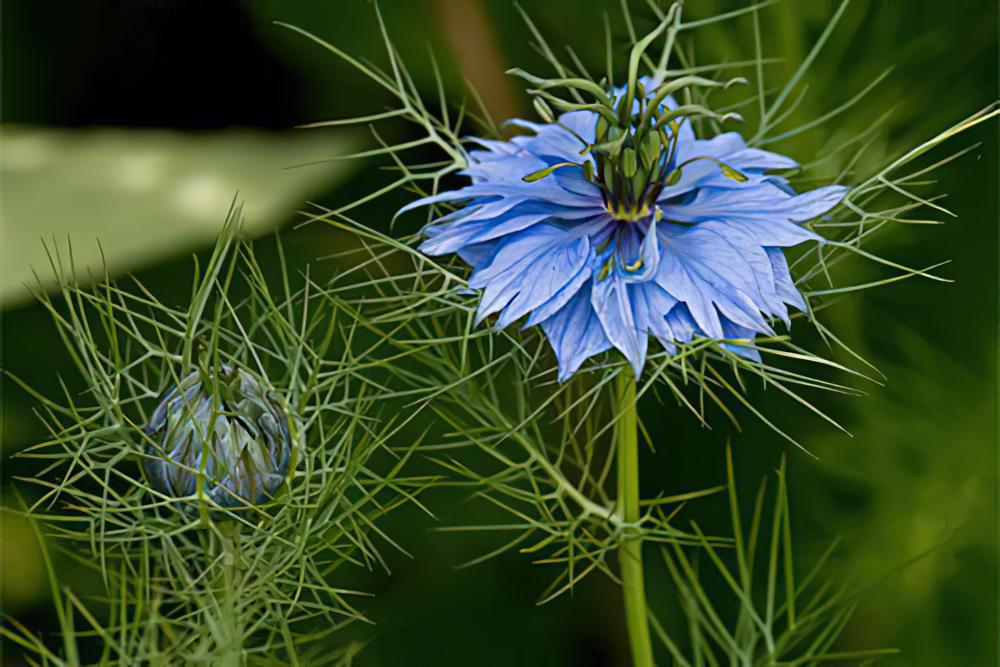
[616,371,655,667]
[218,529,242,667]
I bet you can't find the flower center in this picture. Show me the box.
[591,84,749,221]
[520,78,749,218]
[593,105,679,222]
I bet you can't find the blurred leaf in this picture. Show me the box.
[0,511,46,613]
[1,125,357,306]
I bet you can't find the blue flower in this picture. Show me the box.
[144,366,292,510]
[399,80,846,381]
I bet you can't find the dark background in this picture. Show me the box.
[2,1,997,665]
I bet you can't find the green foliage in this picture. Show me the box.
[4,210,430,664]
[652,450,897,666]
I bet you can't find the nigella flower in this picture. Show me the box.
[144,366,292,509]
[398,77,847,381]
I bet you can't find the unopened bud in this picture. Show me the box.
[144,366,292,511]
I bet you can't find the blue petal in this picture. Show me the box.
[663,182,845,246]
[766,247,806,312]
[456,240,499,268]
[524,261,592,326]
[656,223,773,337]
[540,282,613,381]
[420,201,597,256]
[469,225,592,328]
[700,221,788,324]
[630,281,679,353]
[664,303,699,343]
[720,317,762,362]
[493,238,593,329]
[525,226,616,326]
[505,110,596,162]
[617,217,661,284]
[657,132,796,200]
[676,132,798,171]
[592,271,647,379]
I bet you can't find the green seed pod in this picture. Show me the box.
[639,131,661,172]
[622,148,638,178]
[596,114,611,142]
[616,93,632,127]
[603,160,618,197]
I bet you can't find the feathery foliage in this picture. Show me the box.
[4,208,431,664]
[651,450,899,666]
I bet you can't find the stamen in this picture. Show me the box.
[517,75,749,221]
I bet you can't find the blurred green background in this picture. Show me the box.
[2,1,996,665]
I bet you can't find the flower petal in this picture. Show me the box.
[656,223,773,337]
[540,282,613,381]
[720,317,762,362]
[662,182,845,246]
[407,86,843,381]
[592,272,647,378]
[630,281,679,353]
[468,225,593,329]
[766,247,806,312]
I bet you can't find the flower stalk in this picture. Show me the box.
[616,370,654,667]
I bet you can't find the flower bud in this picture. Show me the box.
[143,366,291,510]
